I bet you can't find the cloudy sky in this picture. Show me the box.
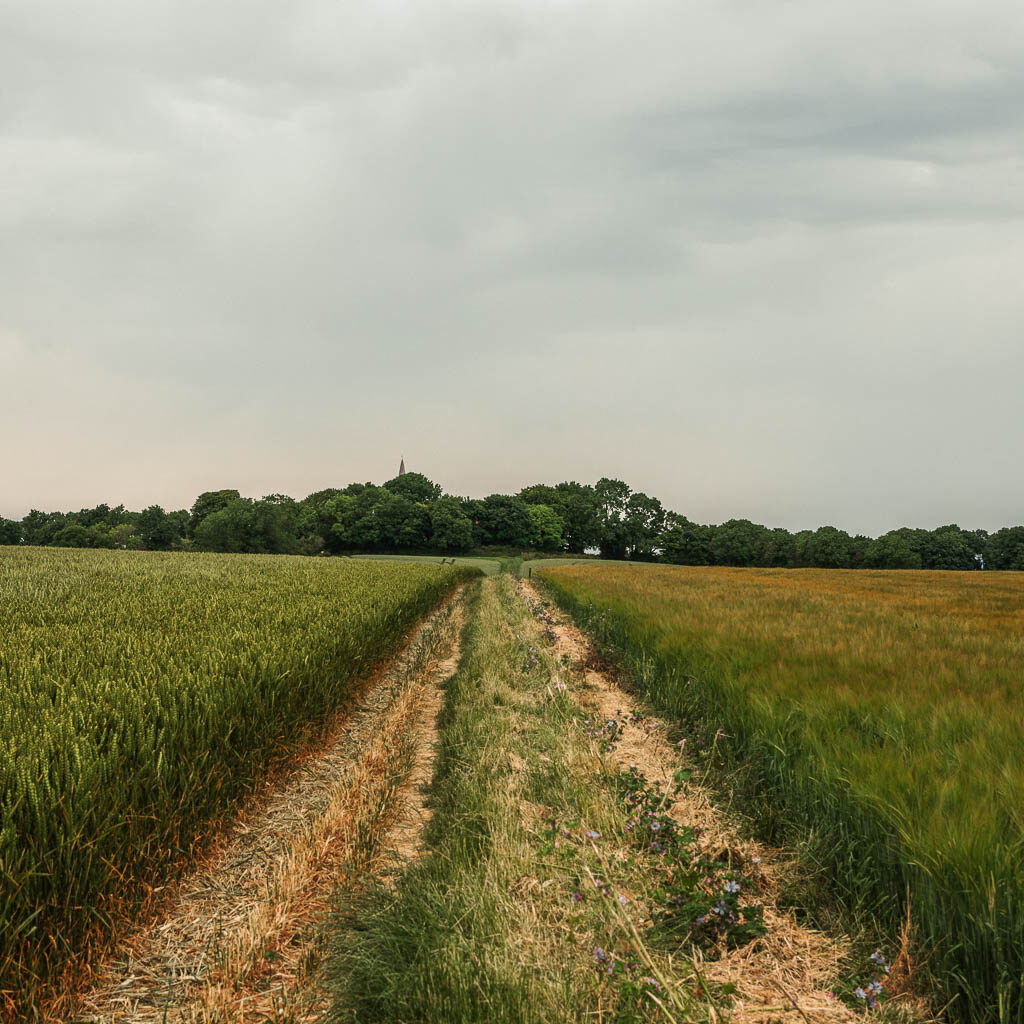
[3,0,1023,534]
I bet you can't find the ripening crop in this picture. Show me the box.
[0,546,475,1015]
[540,564,1024,1024]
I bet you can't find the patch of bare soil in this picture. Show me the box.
[521,580,860,1023]
[375,637,458,878]
[67,592,464,1024]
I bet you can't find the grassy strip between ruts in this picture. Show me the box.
[327,574,853,1022]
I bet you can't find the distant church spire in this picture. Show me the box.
[398,455,406,476]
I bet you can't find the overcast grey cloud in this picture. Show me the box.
[3,0,1023,534]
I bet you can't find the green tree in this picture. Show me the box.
[192,500,252,553]
[347,488,389,550]
[21,510,67,546]
[526,504,564,551]
[322,495,357,553]
[595,478,632,559]
[521,483,601,550]
[660,514,712,565]
[325,487,402,553]
[105,504,135,528]
[461,498,486,548]
[72,504,112,528]
[968,529,989,569]
[397,503,431,549]
[761,527,796,567]
[791,529,815,567]
[298,490,345,550]
[429,498,474,553]
[137,505,178,550]
[477,494,533,548]
[0,518,21,545]
[167,510,190,546]
[518,484,561,506]
[372,491,429,550]
[109,523,143,550]
[189,489,241,538]
[246,498,299,554]
[382,472,442,504]
[709,519,768,567]
[987,527,1024,571]
[88,524,116,549]
[341,482,373,497]
[69,503,133,530]
[553,483,602,552]
[865,532,922,569]
[303,488,344,507]
[51,524,95,548]
[921,525,977,570]
[848,533,872,569]
[806,525,855,569]
[622,492,665,559]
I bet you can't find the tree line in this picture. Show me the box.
[2,472,1022,570]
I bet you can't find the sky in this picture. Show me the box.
[3,0,1023,536]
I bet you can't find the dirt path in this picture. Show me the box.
[68,590,465,1024]
[521,580,863,1023]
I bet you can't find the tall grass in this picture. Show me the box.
[540,564,1024,1023]
[0,546,476,1019]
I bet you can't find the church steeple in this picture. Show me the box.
[398,455,406,476]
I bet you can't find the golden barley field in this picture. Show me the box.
[541,564,1024,1023]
